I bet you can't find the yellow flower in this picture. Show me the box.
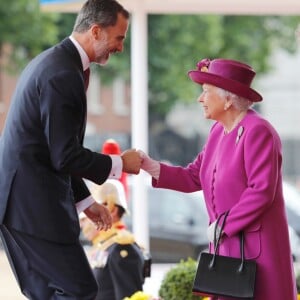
[123,291,153,300]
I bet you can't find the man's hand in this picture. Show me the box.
[84,202,112,231]
[121,149,142,174]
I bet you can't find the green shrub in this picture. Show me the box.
[158,258,203,300]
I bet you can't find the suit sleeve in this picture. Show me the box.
[40,69,112,184]
[71,177,90,203]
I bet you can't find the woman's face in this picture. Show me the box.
[198,84,226,121]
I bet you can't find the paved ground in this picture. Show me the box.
[0,250,174,299]
[2,249,300,299]
[0,250,25,299]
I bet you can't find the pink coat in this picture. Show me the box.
[153,109,297,300]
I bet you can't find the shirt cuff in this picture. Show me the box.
[76,195,95,214]
[108,155,122,179]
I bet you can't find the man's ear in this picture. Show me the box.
[90,24,101,40]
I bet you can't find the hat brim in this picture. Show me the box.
[188,70,262,102]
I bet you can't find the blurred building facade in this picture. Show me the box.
[0,67,132,152]
[259,49,300,183]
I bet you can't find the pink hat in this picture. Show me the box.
[188,58,262,102]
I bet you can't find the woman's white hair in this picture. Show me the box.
[216,87,253,111]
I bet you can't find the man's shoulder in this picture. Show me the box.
[114,229,135,245]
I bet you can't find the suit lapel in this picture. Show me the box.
[60,38,87,144]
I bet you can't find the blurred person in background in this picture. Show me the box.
[0,1,142,299]
[101,138,129,200]
[81,179,148,300]
[139,58,297,299]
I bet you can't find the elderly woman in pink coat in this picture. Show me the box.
[139,58,297,299]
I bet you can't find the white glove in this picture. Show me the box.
[138,150,160,180]
[207,220,222,244]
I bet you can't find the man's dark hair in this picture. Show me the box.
[115,205,125,218]
[73,0,130,33]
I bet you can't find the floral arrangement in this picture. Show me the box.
[123,291,161,300]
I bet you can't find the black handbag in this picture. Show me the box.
[192,211,256,299]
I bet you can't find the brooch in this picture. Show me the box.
[236,126,244,144]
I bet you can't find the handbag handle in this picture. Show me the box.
[209,211,245,273]
[213,211,229,254]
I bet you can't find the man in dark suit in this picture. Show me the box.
[0,1,141,299]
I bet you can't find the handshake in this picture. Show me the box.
[121,149,160,180]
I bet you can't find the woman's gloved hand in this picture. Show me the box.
[207,220,222,244]
[138,150,160,180]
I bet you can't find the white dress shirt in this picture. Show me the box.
[69,36,123,213]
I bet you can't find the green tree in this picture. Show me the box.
[100,14,300,117]
[1,4,299,117]
[0,0,59,72]
[147,15,300,116]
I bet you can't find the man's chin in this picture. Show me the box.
[97,61,108,66]
[96,53,110,65]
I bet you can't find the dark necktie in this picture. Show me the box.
[83,68,90,91]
